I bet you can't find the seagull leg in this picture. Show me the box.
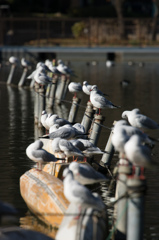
[73,206,81,220]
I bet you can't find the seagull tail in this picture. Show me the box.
[39,135,49,139]
[112,104,121,109]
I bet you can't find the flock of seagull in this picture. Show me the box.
[22,57,159,212]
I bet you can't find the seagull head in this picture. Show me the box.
[90,85,97,92]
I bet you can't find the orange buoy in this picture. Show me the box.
[20,169,69,228]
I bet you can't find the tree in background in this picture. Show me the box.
[111,0,126,40]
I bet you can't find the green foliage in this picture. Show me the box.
[71,21,85,38]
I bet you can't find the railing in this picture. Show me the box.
[0,17,159,47]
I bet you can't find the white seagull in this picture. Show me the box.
[9,56,19,65]
[21,58,31,68]
[59,139,84,162]
[57,59,74,75]
[90,85,120,114]
[41,110,49,131]
[63,168,106,210]
[34,70,52,86]
[68,82,82,98]
[82,81,108,97]
[69,162,109,185]
[122,108,159,130]
[26,140,64,170]
[112,120,154,156]
[124,134,154,168]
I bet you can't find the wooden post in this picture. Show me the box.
[56,75,67,105]
[114,161,132,240]
[38,86,46,128]
[100,121,116,167]
[81,101,94,134]
[18,68,28,87]
[68,97,81,123]
[127,176,146,240]
[7,65,16,85]
[89,114,105,146]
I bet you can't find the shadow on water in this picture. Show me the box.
[0,61,159,239]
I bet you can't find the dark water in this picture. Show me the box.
[0,61,159,239]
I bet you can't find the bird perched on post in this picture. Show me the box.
[90,85,120,114]
[68,82,82,98]
[26,140,65,170]
[122,108,159,130]
[69,162,109,185]
[9,56,19,65]
[124,134,155,169]
[63,168,106,210]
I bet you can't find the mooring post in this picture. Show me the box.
[47,75,58,109]
[114,160,132,240]
[62,75,70,100]
[56,75,67,105]
[7,65,16,85]
[68,97,81,123]
[89,114,105,146]
[18,68,28,87]
[38,85,46,128]
[100,121,116,167]
[127,176,146,240]
[34,82,39,124]
[81,101,94,134]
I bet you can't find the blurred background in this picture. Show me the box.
[0,0,159,47]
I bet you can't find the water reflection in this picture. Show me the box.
[0,62,159,239]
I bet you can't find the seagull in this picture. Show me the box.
[57,59,75,75]
[41,124,88,140]
[41,110,49,131]
[90,85,120,114]
[112,120,155,156]
[120,79,130,88]
[68,82,82,98]
[47,114,71,128]
[63,168,106,210]
[59,139,84,162]
[69,162,109,185]
[52,137,62,153]
[26,140,64,170]
[9,56,19,65]
[122,108,159,130]
[45,59,61,75]
[21,58,31,69]
[34,70,52,86]
[41,125,77,140]
[106,60,115,67]
[124,134,154,168]
[72,123,85,134]
[36,61,52,73]
[82,81,109,97]
[82,81,92,95]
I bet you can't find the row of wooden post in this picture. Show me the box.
[32,68,146,240]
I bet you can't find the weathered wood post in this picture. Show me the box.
[62,75,71,100]
[18,68,28,87]
[100,121,116,167]
[68,97,81,123]
[114,160,132,240]
[34,82,39,124]
[7,65,16,85]
[81,101,94,134]
[38,85,46,128]
[56,75,67,105]
[89,114,105,146]
[47,75,58,109]
[127,175,146,240]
